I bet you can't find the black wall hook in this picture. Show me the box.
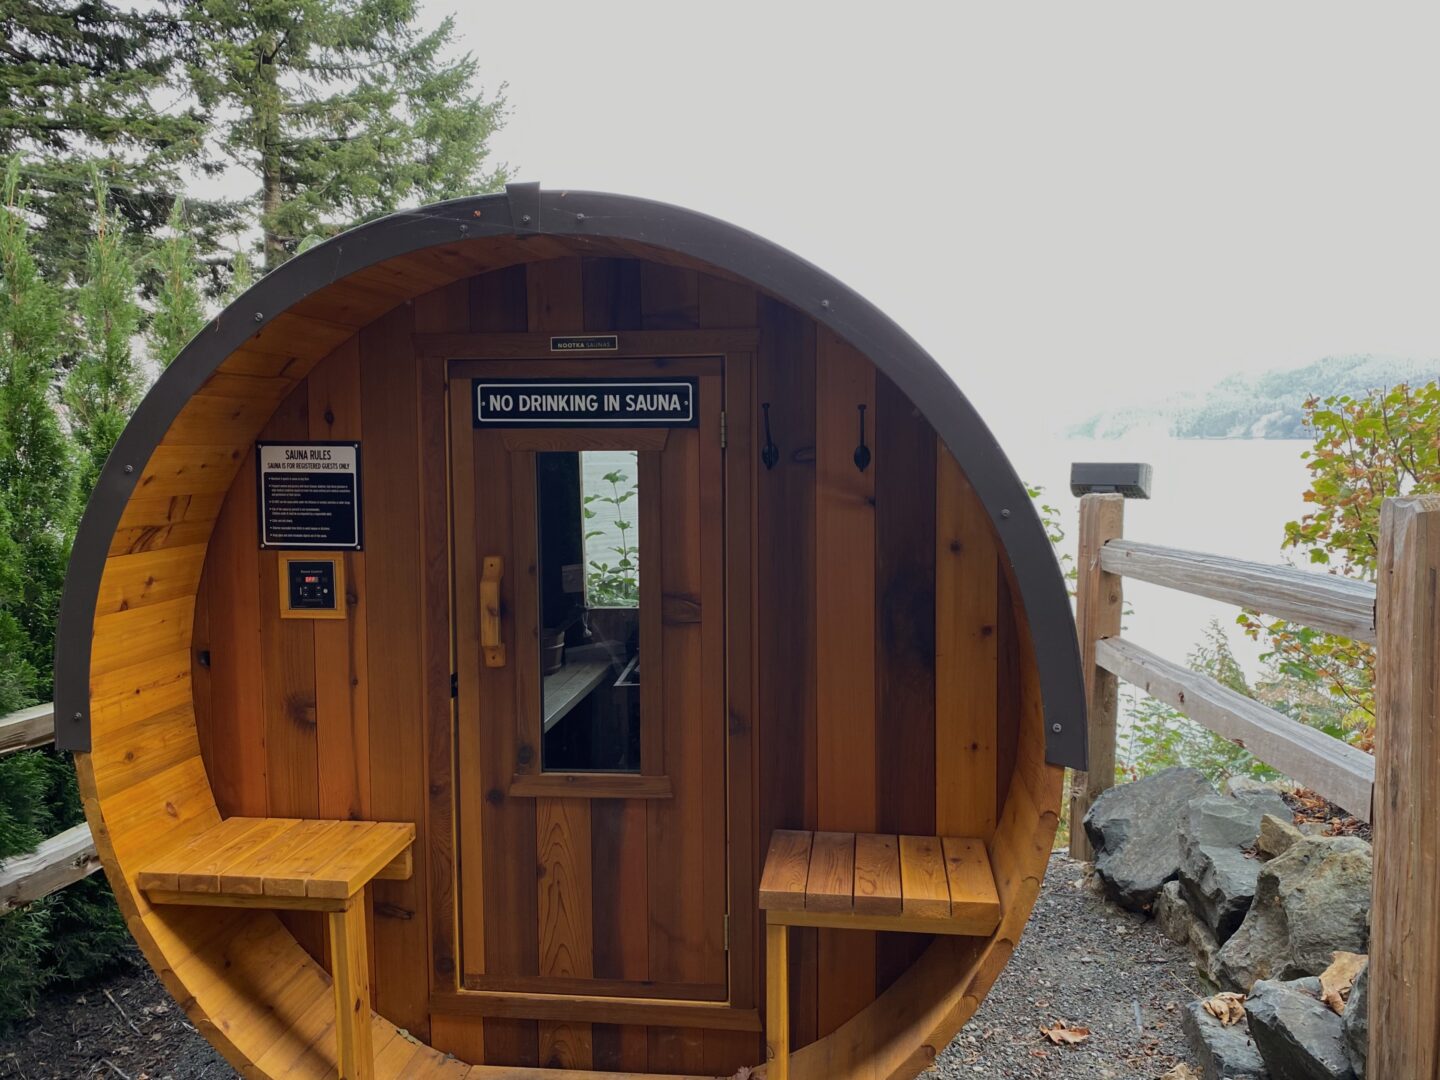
[761,402,780,470]
[854,403,871,472]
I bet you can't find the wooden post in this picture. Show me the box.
[1371,495,1440,1080]
[765,917,790,1080]
[1068,493,1125,861]
[328,900,375,1080]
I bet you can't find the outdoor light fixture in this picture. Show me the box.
[1069,461,1153,499]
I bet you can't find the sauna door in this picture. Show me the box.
[448,358,730,1009]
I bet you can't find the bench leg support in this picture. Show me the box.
[328,900,375,1080]
[766,917,790,1080]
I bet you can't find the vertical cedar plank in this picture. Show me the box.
[590,797,649,1070]
[995,568,1022,819]
[257,382,324,962]
[468,267,538,1067]
[191,566,212,768]
[756,296,818,1050]
[581,257,643,331]
[813,326,876,1036]
[936,445,1000,838]
[526,258,592,1069]
[646,421,708,1077]
[359,302,431,1041]
[205,447,267,817]
[308,339,369,824]
[1371,496,1440,1080]
[537,797,594,1067]
[640,263,699,330]
[873,373,936,992]
[413,282,469,1005]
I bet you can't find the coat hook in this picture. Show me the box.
[853,403,871,472]
[761,402,780,470]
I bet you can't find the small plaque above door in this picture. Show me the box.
[473,377,698,428]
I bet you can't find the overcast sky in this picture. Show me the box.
[202,3,1440,444]
[413,2,1439,441]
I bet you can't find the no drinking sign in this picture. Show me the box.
[256,441,363,550]
[473,377,698,428]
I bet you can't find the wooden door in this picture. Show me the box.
[449,358,730,1035]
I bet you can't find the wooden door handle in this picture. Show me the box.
[481,556,505,667]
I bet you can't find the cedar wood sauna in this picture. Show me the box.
[55,185,1087,1080]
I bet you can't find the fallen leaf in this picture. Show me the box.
[1159,1064,1200,1080]
[1040,1021,1091,1045]
[1202,992,1247,1026]
[1319,951,1367,1015]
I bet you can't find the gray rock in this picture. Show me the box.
[1084,767,1217,910]
[1183,999,1269,1079]
[1342,961,1368,1078]
[1224,776,1288,800]
[1258,814,1305,860]
[1215,836,1372,991]
[1246,977,1356,1080]
[1179,793,1287,942]
[1156,880,1222,983]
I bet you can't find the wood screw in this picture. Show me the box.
[123,464,134,474]
[253,311,263,322]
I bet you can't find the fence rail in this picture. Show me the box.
[0,702,101,912]
[1099,539,1377,644]
[1,703,57,757]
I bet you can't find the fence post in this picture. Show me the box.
[1069,492,1125,861]
[1371,495,1440,1079]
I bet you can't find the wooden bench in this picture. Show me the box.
[758,830,1002,1080]
[137,818,415,1080]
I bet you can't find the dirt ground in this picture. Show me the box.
[0,854,1202,1079]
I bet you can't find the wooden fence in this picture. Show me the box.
[0,702,103,915]
[1068,490,1440,1078]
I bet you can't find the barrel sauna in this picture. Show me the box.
[55,185,1086,1079]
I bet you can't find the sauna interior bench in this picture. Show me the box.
[759,830,1002,1080]
[136,817,416,1080]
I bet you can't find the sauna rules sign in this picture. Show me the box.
[473,377,698,428]
[256,441,363,550]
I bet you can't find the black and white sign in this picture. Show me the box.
[473,377,698,428]
[549,334,619,353]
[256,441,363,550]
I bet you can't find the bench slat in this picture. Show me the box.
[804,832,856,913]
[758,830,812,912]
[942,837,1000,925]
[899,835,951,918]
[853,833,902,916]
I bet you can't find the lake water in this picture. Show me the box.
[1007,434,1316,677]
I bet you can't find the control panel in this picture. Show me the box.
[277,553,346,620]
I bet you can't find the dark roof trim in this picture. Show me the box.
[56,185,1087,768]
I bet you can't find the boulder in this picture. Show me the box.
[1155,880,1221,983]
[1215,836,1371,991]
[1223,776,1288,800]
[1179,792,1289,941]
[1246,977,1356,1080]
[1258,814,1305,860]
[1342,960,1368,1078]
[1084,767,1217,910]
[1182,999,1269,1080]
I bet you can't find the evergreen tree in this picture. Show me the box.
[0,157,72,699]
[148,197,207,367]
[65,173,143,497]
[179,0,509,269]
[0,1,229,280]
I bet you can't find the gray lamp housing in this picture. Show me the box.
[1070,461,1153,499]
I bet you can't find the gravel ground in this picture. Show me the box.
[936,854,1203,1079]
[1,854,1202,1079]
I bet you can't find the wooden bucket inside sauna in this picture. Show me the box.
[56,185,1085,1079]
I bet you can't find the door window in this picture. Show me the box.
[535,450,643,772]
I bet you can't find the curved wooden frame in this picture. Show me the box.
[64,190,1068,1079]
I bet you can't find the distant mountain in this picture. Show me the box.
[1069,355,1440,439]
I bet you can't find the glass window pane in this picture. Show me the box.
[536,450,642,773]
